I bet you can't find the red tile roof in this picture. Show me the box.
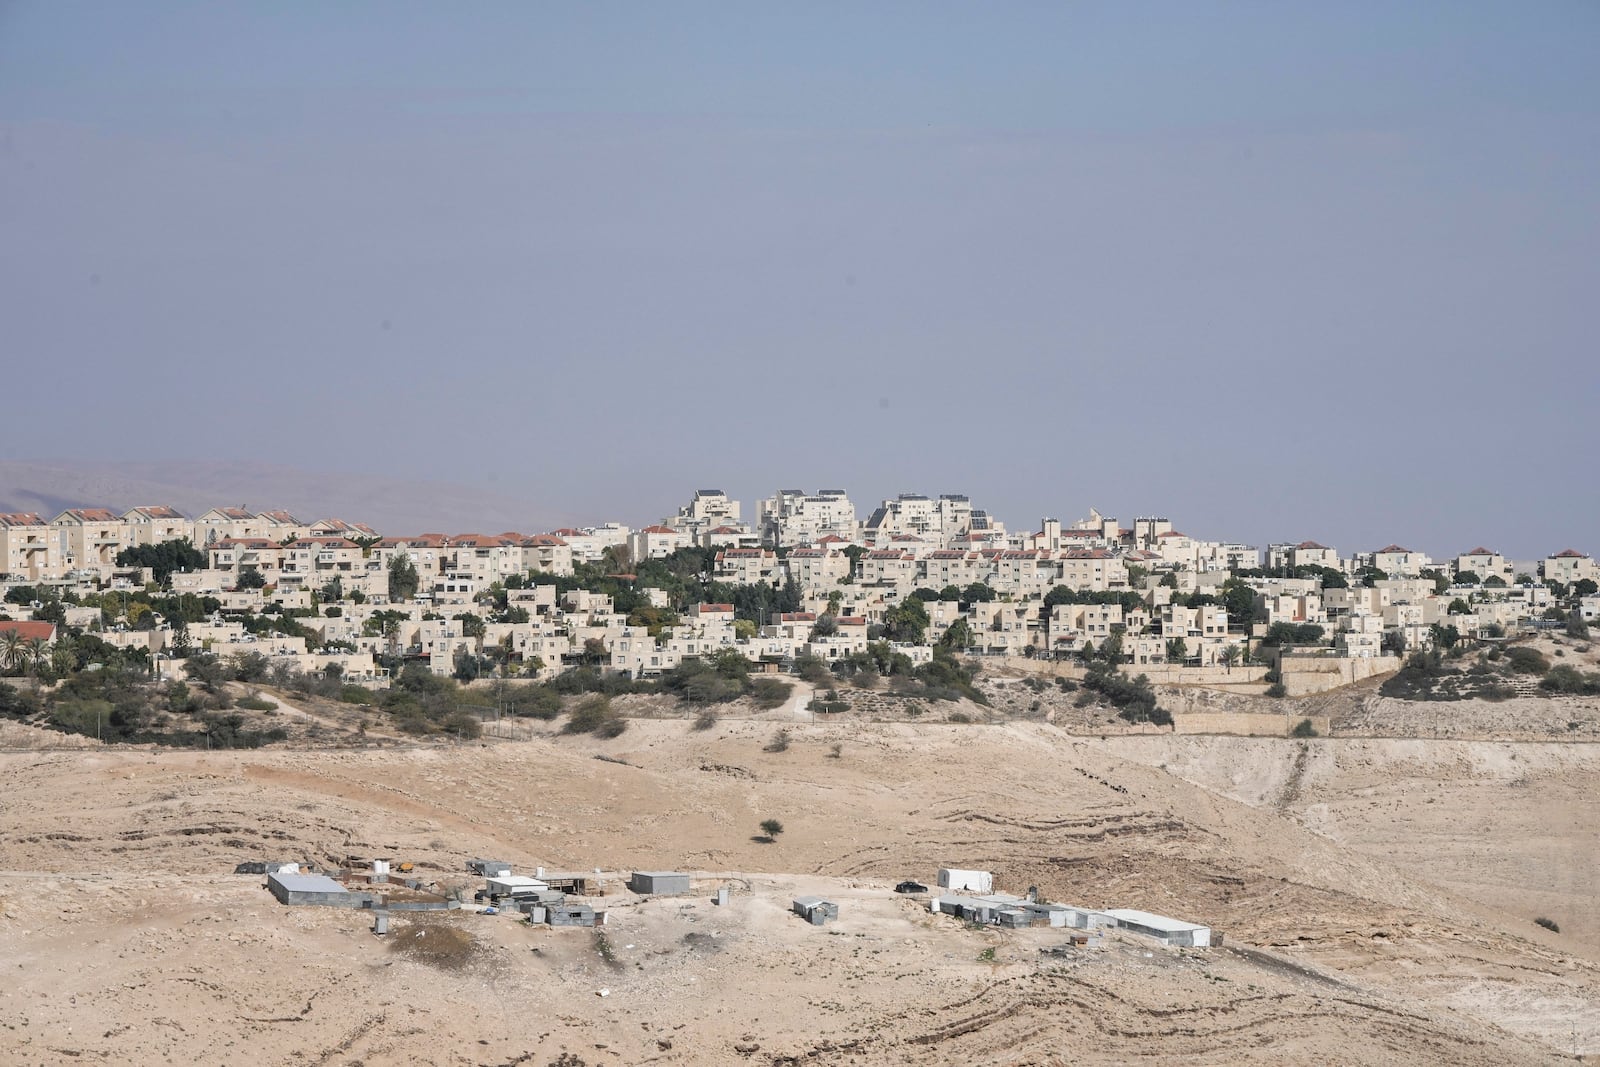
[1552,548,1590,558]
[1377,544,1411,554]
[0,621,55,642]
[1462,547,1495,556]
[1295,541,1330,550]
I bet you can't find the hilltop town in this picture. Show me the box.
[1,489,1594,719]
[3,489,1599,1065]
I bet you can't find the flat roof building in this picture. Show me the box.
[1104,908,1212,948]
[268,872,353,907]
[630,871,691,896]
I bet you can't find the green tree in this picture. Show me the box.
[453,612,486,639]
[1165,637,1188,664]
[0,629,26,674]
[940,617,973,651]
[115,538,207,585]
[1455,570,1482,586]
[962,582,997,604]
[387,554,420,601]
[759,818,784,839]
[236,566,267,591]
[883,598,929,644]
[1219,644,1241,671]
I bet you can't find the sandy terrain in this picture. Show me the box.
[3,708,1597,1065]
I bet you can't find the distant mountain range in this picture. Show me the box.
[0,460,575,536]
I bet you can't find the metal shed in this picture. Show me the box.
[268,872,355,907]
[469,859,513,877]
[629,871,691,895]
[792,896,839,926]
[485,876,549,899]
[1104,908,1212,948]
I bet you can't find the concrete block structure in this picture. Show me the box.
[630,871,691,896]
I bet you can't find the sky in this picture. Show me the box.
[2,2,1597,558]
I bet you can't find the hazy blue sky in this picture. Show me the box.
[2,3,1596,557]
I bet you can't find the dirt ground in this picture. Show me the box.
[3,700,1598,1065]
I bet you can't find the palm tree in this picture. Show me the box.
[25,636,50,685]
[0,630,24,674]
[1220,644,1241,673]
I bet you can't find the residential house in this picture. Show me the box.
[1453,547,1514,582]
[1370,544,1430,577]
[631,525,693,561]
[1543,549,1597,588]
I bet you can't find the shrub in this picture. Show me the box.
[758,818,784,839]
[1534,916,1560,933]
[749,677,793,709]
[948,712,972,724]
[234,694,276,712]
[1290,718,1317,737]
[691,709,718,731]
[1266,683,1288,698]
[563,695,616,735]
[1505,647,1550,675]
[763,728,791,753]
[340,684,375,705]
[594,716,629,739]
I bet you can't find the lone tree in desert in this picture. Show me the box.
[758,818,784,842]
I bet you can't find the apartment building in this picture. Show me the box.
[0,513,66,581]
[49,508,130,573]
[122,506,193,548]
[757,488,859,546]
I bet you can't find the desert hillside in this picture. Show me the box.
[2,713,1596,1065]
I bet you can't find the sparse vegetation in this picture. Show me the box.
[763,728,792,753]
[1291,718,1317,738]
[1534,916,1560,933]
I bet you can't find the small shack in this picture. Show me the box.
[1104,908,1212,948]
[547,904,601,928]
[469,859,512,877]
[792,896,838,926]
[937,868,993,894]
[268,872,353,907]
[485,876,549,900]
[630,871,691,896]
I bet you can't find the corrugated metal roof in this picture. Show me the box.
[269,873,347,894]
